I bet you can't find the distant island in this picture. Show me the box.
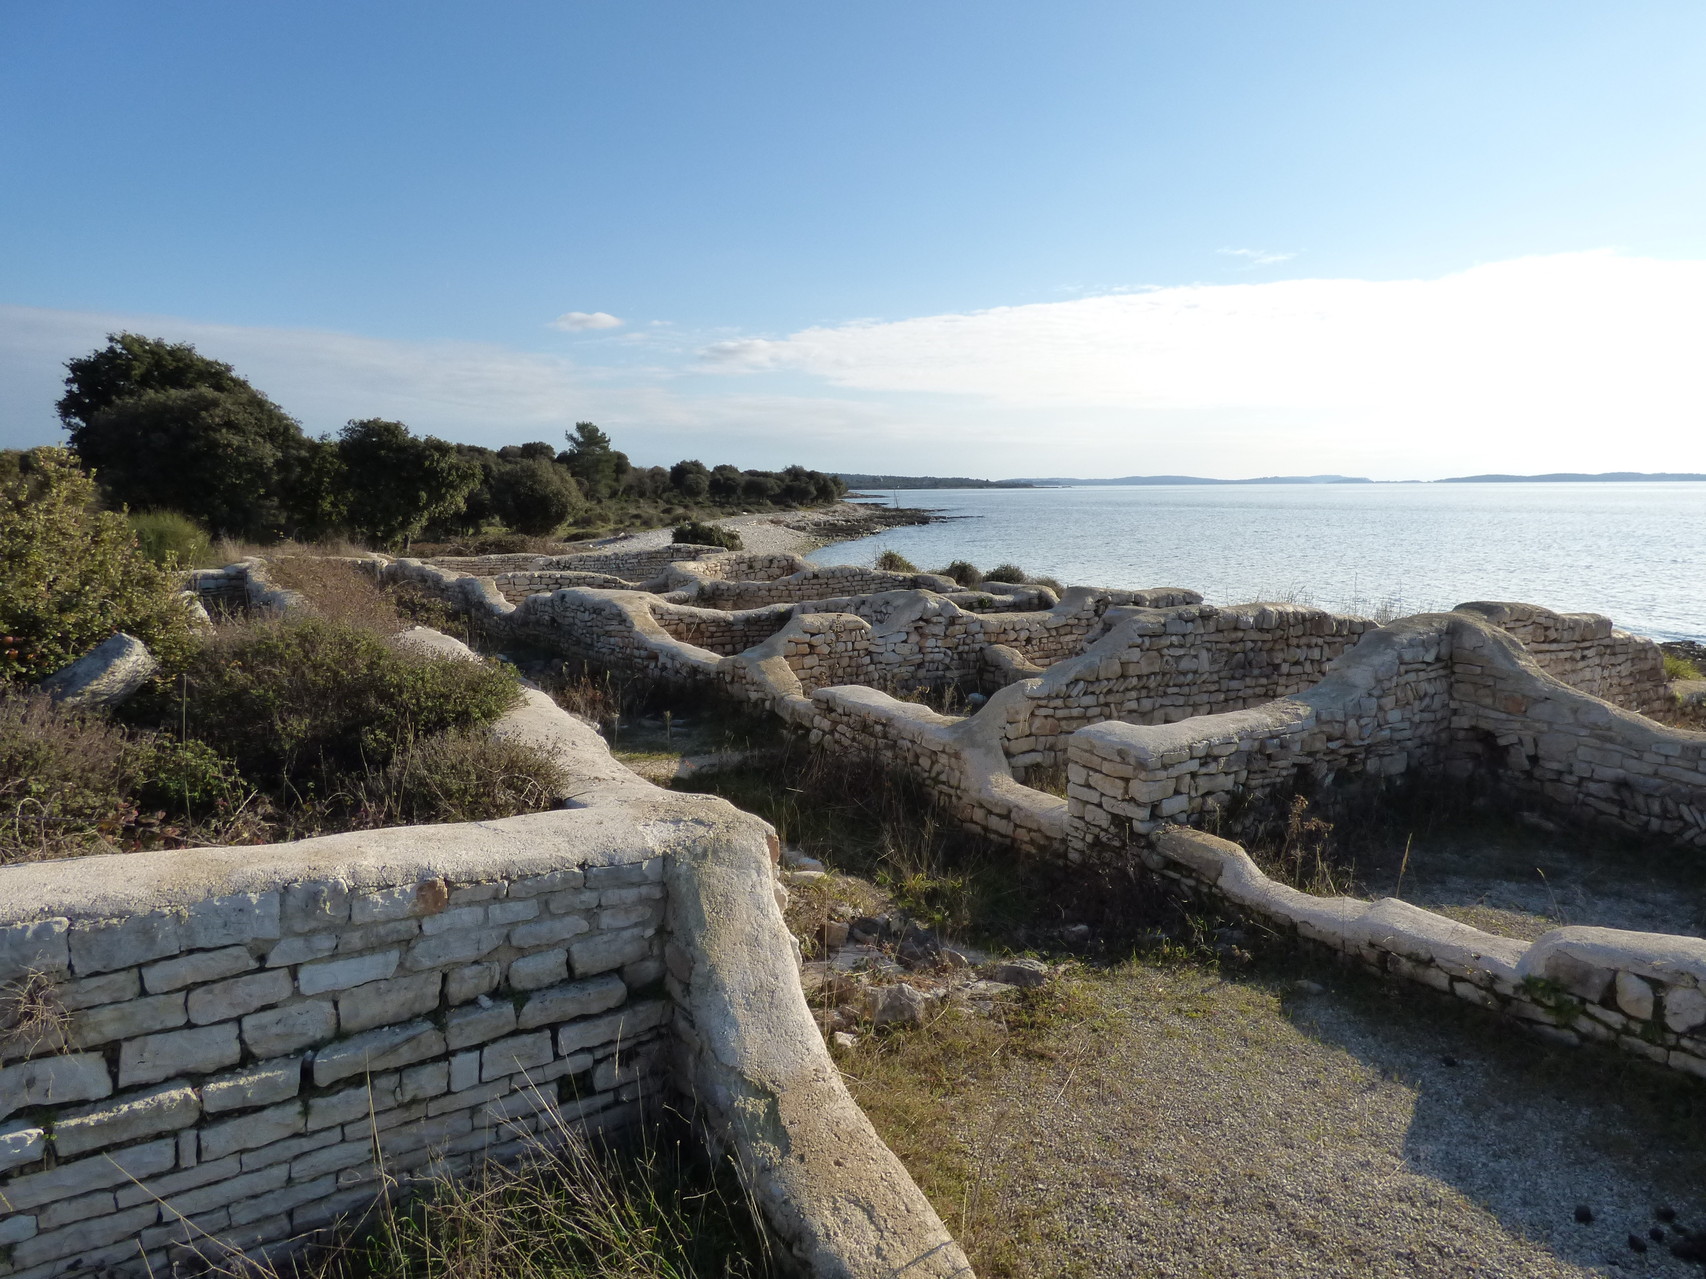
[837,473,1037,489]
[1436,471,1706,483]
[1010,474,1372,486]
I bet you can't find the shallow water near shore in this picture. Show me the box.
[814,482,1706,640]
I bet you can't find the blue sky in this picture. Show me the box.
[4,2,1705,477]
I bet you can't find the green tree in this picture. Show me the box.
[335,419,480,548]
[0,448,194,682]
[488,458,582,535]
[562,421,624,500]
[669,459,711,500]
[72,386,311,536]
[57,332,248,432]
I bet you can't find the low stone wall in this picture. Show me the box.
[1456,600,1670,715]
[493,571,637,603]
[1066,612,1706,854]
[1002,603,1374,772]
[0,637,973,1279]
[1142,826,1706,1079]
[427,544,729,586]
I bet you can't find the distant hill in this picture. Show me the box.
[1438,471,1706,483]
[837,473,1036,489]
[1007,474,1373,486]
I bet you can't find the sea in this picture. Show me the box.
[812,483,1706,642]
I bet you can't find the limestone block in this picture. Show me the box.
[71,991,187,1046]
[0,1052,111,1120]
[445,1001,518,1049]
[120,1023,241,1087]
[200,1099,305,1161]
[445,961,501,1004]
[571,929,651,978]
[52,1082,199,1157]
[480,1031,554,1082]
[509,949,569,990]
[188,968,293,1025]
[143,945,256,993]
[313,1020,445,1087]
[202,1058,302,1114]
[517,974,626,1031]
[242,998,337,1058]
[336,971,443,1034]
[185,892,280,948]
[69,913,182,974]
[404,928,507,971]
[37,633,157,709]
[297,949,399,995]
[0,1120,45,1172]
[1,1136,174,1210]
[508,915,592,949]
[265,933,338,966]
[555,1000,668,1055]
[0,918,70,977]
[282,881,351,934]
[1615,971,1656,1020]
[1666,985,1706,1033]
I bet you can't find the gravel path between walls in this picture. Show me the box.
[948,961,1706,1278]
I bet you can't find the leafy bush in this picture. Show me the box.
[1664,653,1702,681]
[0,448,195,682]
[489,458,581,536]
[672,520,742,550]
[157,617,521,780]
[366,730,564,824]
[131,735,254,817]
[0,687,134,858]
[940,560,981,587]
[129,510,210,568]
[982,563,1027,584]
[875,550,918,573]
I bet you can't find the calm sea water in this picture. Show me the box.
[813,484,1706,641]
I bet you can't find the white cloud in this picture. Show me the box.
[548,311,624,331]
[8,251,1705,479]
[1219,247,1296,266]
[695,251,1706,475]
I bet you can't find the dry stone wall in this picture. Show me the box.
[1457,600,1670,715]
[1142,827,1706,1080]
[1002,603,1374,773]
[0,639,975,1279]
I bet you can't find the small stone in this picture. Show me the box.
[821,921,850,950]
[867,983,930,1028]
[830,1031,858,1050]
[984,958,1049,989]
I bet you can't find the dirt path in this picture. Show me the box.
[855,958,1706,1278]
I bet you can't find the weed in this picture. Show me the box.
[671,521,742,551]
[1664,652,1703,681]
[982,563,1027,585]
[875,549,918,573]
[939,560,981,587]
[128,510,211,568]
[0,969,69,1057]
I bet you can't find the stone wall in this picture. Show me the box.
[0,634,974,1279]
[1001,603,1374,773]
[1457,600,1670,715]
[1142,826,1706,1080]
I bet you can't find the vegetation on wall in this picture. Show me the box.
[53,332,847,548]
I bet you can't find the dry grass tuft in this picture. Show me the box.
[0,969,69,1057]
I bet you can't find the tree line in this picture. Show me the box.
[56,333,846,546]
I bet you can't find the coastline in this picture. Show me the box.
[587,500,942,559]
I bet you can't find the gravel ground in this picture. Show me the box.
[935,960,1706,1278]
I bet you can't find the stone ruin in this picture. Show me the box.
[2,540,1702,1279]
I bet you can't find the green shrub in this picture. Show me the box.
[157,617,521,780]
[0,447,195,682]
[366,730,564,824]
[672,520,742,551]
[1664,653,1702,681]
[982,563,1027,584]
[132,735,253,818]
[940,560,981,587]
[128,510,211,568]
[0,687,135,859]
[875,550,918,573]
